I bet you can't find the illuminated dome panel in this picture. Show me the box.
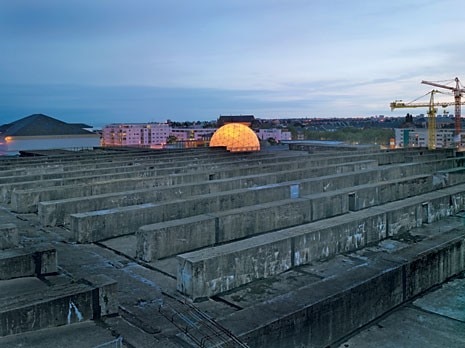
[210,123,260,152]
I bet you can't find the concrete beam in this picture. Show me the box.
[39,160,377,226]
[0,245,57,280]
[219,227,465,347]
[70,184,291,243]
[137,215,217,262]
[70,159,462,243]
[0,147,229,169]
[0,150,278,185]
[176,184,465,299]
[136,169,465,262]
[0,274,117,336]
[7,157,375,210]
[0,224,19,250]
[136,198,313,262]
[70,161,376,242]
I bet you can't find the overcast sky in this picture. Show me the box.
[1,0,465,126]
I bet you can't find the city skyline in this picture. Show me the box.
[1,0,465,126]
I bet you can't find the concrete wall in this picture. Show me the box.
[0,275,117,337]
[71,184,291,243]
[137,215,217,262]
[0,245,57,280]
[0,224,19,250]
[69,157,460,242]
[10,159,377,212]
[220,229,465,348]
[39,161,379,226]
[136,168,465,262]
[0,149,283,202]
[176,184,465,299]
[136,198,313,261]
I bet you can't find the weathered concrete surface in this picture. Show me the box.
[0,148,286,186]
[0,147,233,170]
[38,160,377,224]
[177,235,294,301]
[137,198,312,261]
[2,147,465,348]
[176,185,465,299]
[0,245,57,280]
[0,223,19,250]
[137,169,465,262]
[137,215,217,262]
[217,225,465,348]
[337,277,465,348]
[36,156,461,229]
[0,150,275,183]
[70,159,458,243]
[2,150,288,205]
[0,321,123,348]
[413,276,465,322]
[0,274,118,337]
[338,306,465,348]
[11,157,376,212]
[70,184,298,243]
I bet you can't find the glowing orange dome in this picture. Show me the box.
[210,123,260,152]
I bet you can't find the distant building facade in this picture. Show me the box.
[0,114,100,155]
[394,128,457,148]
[170,127,215,142]
[256,128,292,142]
[101,123,215,148]
[101,123,171,147]
[102,119,292,149]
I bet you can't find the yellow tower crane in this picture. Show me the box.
[390,90,465,150]
[421,77,465,144]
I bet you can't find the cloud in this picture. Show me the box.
[1,0,465,123]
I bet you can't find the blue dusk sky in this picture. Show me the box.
[1,0,465,126]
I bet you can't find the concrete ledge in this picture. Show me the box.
[0,223,19,250]
[136,215,217,261]
[9,170,211,212]
[218,228,465,347]
[175,213,382,299]
[38,160,377,226]
[70,160,439,243]
[2,152,322,206]
[71,184,296,243]
[0,274,118,337]
[177,235,294,300]
[0,245,57,280]
[136,171,465,262]
[136,198,313,262]
[176,184,465,299]
[0,149,261,185]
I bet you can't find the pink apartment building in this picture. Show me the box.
[101,123,215,148]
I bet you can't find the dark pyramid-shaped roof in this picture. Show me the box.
[0,114,93,136]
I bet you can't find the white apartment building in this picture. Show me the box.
[394,128,457,148]
[170,128,215,141]
[256,128,292,142]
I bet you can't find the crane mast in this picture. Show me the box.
[421,77,465,145]
[427,92,436,150]
[390,90,440,150]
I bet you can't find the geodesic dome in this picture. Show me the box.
[209,123,260,152]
